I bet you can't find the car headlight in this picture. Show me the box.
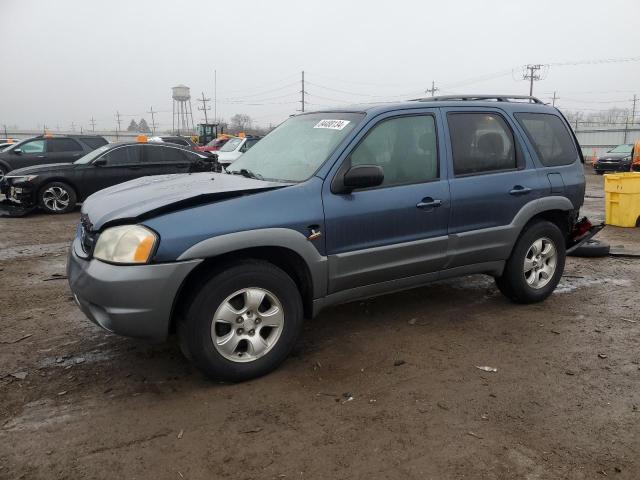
[93,225,158,264]
[6,175,38,182]
[622,156,631,162]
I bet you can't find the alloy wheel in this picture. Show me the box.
[42,186,70,211]
[523,237,557,289]
[211,287,285,363]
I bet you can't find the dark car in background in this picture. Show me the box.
[1,141,215,214]
[0,134,108,179]
[593,143,634,174]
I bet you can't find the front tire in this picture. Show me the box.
[179,260,304,382]
[496,220,566,304]
[39,181,77,214]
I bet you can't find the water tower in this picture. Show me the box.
[172,84,195,135]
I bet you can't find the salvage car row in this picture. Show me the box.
[0,133,261,215]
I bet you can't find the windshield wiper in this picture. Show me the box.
[228,168,264,180]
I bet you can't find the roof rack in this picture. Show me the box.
[411,95,544,104]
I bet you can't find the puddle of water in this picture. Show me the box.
[2,398,90,432]
[0,242,69,261]
[38,350,114,369]
[555,276,631,294]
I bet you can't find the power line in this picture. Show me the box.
[89,117,96,132]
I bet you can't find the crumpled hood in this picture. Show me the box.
[5,163,74,176]
[82,172,292,230]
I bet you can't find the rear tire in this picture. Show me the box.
[179,260,304,382]
[496,220,565,304]
[38,181,77,214]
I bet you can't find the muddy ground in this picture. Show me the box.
[1,169,639,480]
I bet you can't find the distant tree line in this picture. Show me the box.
[563,107,638,128]
[127,118,152,133]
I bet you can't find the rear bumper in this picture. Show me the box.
[67,238,202,340]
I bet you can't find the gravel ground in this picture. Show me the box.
[1,168,639,480]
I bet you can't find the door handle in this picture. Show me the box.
[416,198,442,209]
[509,185,532,196]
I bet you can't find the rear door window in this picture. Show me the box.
[145,145,187,163]
[101,145,143,165]
[447,113,517,176]
[48,138,83,152]
[514,113,578,166]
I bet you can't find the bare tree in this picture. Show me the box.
[229,114,253,132]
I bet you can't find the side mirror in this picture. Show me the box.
[93,158,107,166]
[341,164,384,192]
[13,148,22,155]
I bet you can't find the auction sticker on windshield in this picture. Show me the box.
[314,119,351,130]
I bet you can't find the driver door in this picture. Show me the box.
[322,110,450,293]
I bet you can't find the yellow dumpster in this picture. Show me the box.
[605,172,640,227]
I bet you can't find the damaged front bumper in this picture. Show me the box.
[0,182,37,216]
[0,199,37,217]
[566,217,605,254]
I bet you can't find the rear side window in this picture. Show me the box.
[145,145,186,162]
[447,113,516,176]
[101,145,143,165]
[350,115,438,187]
[80,137,108,149]
[515,113,578,166]
[48,138,82,152]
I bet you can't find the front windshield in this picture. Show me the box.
[608,144,633,154]
[74,144,110,164]
[220,138,243,152]
[228,112,363,182]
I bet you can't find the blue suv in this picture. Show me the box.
[68,95,595,381]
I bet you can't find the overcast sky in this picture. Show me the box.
[1,0,639,132]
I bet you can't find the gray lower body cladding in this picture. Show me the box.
[67,239,201,340]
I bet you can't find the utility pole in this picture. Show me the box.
[300,70,306,112]
[147,107,157,134]
[214,70,217,123]
[115,111,122,140]
[89,117,96,132]
[552,91,559,107]
[2,124,7,139]
[624,94,637,143]
[523,64,543,97]
[70,121,76,132]
[426,80,439,97]
[198,92,211,124]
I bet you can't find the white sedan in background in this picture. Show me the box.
[216,136,261,166]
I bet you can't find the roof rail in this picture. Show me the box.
[411,95,544,104]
